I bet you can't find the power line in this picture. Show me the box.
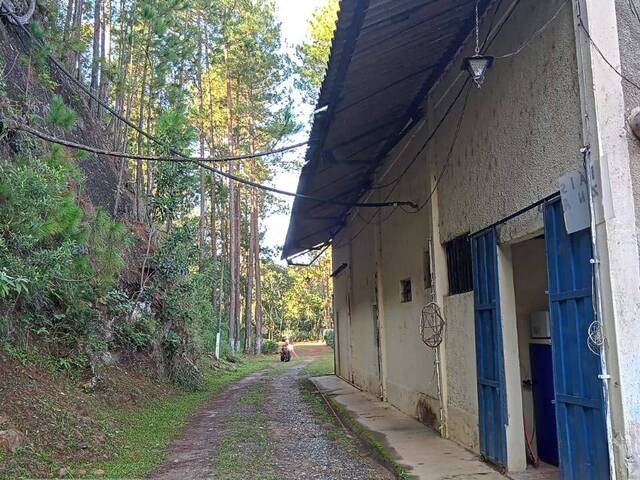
[3,14,421,211]
[12,121,418,210]
[328,0,554,249]
[372,78,471,191]
[11,122,307,163]
[414,83,472,212]
[578,19,640,92]
[495,1,568,59]
[330,84,471,249]
[628,0,640,26]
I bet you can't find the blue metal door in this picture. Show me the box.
[472,228,507,467]
[530,343,559,466]
[544,198,609,479]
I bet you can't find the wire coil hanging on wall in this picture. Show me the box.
[587,320,604,356]
[420,302,446,348]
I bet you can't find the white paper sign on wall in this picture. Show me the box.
[559,169,598,234]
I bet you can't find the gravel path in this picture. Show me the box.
[148,371,268,480]
[265,361,394,480]
[149,347,394,480]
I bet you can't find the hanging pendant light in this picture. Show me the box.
[462,1,493,88]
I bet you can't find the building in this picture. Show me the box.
[284,1,640,479]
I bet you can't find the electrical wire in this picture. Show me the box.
[628,0,640,26]
[2,13,422,211]
[329,0,553,249]
[415,84,472,212]
[10,122,307,163]
[3,16,310,163]
[477,0,522,57]
[13,121,417,209]
[578,20,640,92]
[495,1,568,59]
[480,0,505,51]
[371,78,471,191]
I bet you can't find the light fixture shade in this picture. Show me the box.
[462,55,494,87]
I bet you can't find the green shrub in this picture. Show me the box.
[261,339,278,354]
[46,95,77,131]
[323,329,334,349]
[0,145,127,354]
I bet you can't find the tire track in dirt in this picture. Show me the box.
[150,346,393,480]
[147,371,267,480]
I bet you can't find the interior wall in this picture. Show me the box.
[511,238,549,459]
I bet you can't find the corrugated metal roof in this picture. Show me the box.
[283,0,490,259]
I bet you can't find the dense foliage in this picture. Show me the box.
[0,0,338,385]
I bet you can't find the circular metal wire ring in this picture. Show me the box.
[421,302,446,348]
[587,320,604,356]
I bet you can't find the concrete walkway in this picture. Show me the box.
[311,375,506,480]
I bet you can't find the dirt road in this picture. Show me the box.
[149,345,393,480]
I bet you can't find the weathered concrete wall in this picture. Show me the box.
[428,1,583,243]
[588,2,640,476]
[443,292,479,451]
[347,220,382,395]
[616,0,640,257]
[424,1,583,461]
[332,244,352,382]
[332,118,443,428]
[331,0,587,466]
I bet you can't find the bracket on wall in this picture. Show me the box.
[330,263,348,278]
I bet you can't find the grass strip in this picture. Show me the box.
[301,349,335,377]
[82,356,275,478]
[211,382,277,480]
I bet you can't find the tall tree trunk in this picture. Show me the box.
[98,0,111,117]
[145,87,154,215]
[89,0,101,112]
[135,34,150,222]
[210,173,217,260]
[71,0,83,76]
[112,0,131,146]
[244,213,254,354]
[63,0,74,45]
[197,19,206,259]
[224,42,239,352]
[252,188,263,354]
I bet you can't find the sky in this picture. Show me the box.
[263,0,326,257]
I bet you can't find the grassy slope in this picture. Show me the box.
[0,345,276,479]
[84,356,276,478]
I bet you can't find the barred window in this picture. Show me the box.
[445,234,473,295]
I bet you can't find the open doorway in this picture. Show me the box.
[511,237,560,479]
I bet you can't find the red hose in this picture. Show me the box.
[524,416,539,467]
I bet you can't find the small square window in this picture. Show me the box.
[400,279,412,303]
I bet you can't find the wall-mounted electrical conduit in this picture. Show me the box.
[582,146,617,480]
[420,238,448,438]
